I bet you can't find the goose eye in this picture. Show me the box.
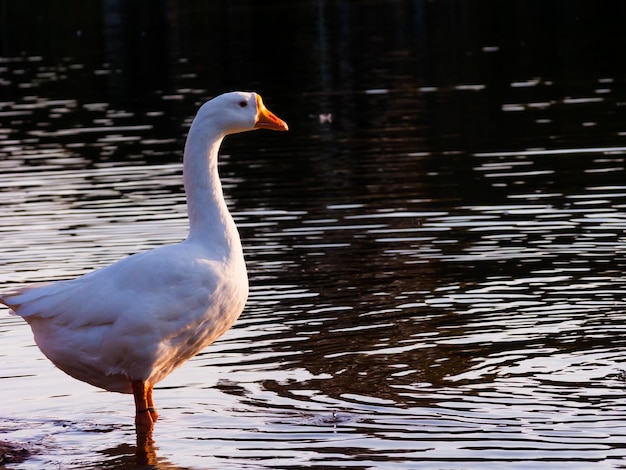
[238,101,247,108]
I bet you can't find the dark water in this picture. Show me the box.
[1,1,626,468]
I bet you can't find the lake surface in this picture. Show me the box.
[1,1,626,468]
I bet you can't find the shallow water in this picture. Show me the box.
[2,1,626,468]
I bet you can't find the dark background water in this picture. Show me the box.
[3,1,626,153]
[1,1,626,468]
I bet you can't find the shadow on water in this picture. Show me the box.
[1,0,626,468]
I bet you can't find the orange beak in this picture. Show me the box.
[254,95,289,131]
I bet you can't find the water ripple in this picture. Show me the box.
[2,35,626,468]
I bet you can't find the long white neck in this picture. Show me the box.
[182,120,241,255]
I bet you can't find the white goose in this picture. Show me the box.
[0,91,288,431]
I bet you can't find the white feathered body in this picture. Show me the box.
[1,238,248,393]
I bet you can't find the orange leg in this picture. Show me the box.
[132,380,155,433]
[146,384,159,422]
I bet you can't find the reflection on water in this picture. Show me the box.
[2,1,626,468]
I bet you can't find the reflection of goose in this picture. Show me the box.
[0,92,288,432]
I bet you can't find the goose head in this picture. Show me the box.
[196,91,288,136]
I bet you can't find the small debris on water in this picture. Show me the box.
[610,369,626,382]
